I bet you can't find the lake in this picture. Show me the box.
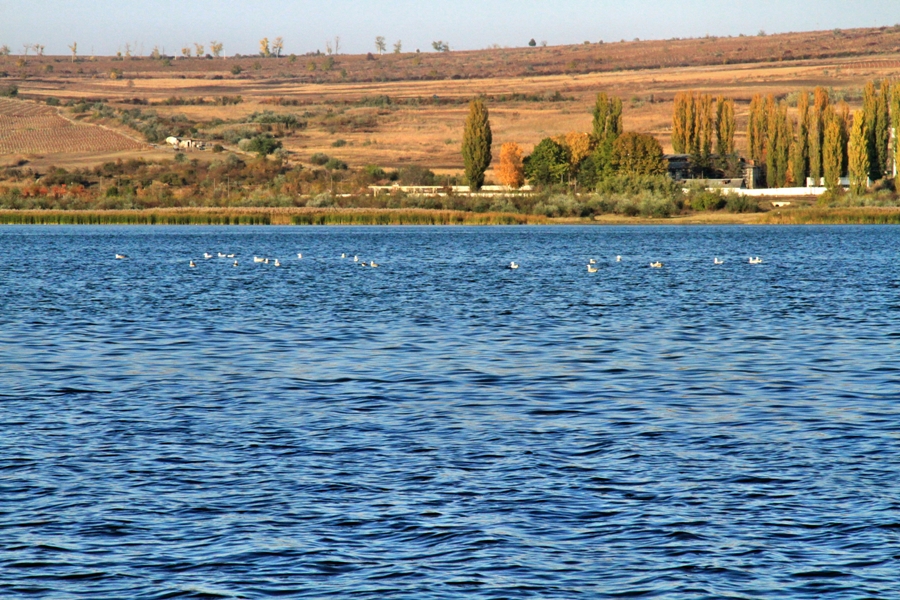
[1,225,898,598]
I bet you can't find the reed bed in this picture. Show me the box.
[760,207,900,225]
[0,208,548,226]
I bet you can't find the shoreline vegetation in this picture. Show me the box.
[3,206,900,226]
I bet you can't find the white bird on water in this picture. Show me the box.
[650,261,663,268]
[254,256,265,263]
[274,259,281,267]
[203,253,212,259]
[589,258,596,264]
[218,252,226,258]
[233,260,238,267]
[341,253,346,259]
[509,262,519,270]
[749,256,763,264]
[370,261,379,268]
[354,255,359,262]
[587,264,598,273]
[189,260,196,268]
[227,254,235,258]
[297,253,303,259]
[616,255,622,262]
[115,254,127,260]
[714,257,724,265]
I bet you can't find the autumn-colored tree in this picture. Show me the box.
[194,43,205,57]
[497,142,525,188]
[259,38,271,57]
[838,101,851,176]
[697,94,714,163]
[822,108,843,190]
[375,36,387,55]
[461,98,492,190]
[272,37,284,58]
[210,41,224,58]
[766,101,791,188]
[863,81,879,179]
[715,96,735,156]
[848,109,870,195]
[68,42,77,62]
[747,94,767,164]
[612,132,667,175]
[672,91,695,154]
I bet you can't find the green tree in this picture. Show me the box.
[791,91,810,186]
[461,98,492,190]
[612,132,666,175]
[766,101,790,188]
[524,138,570,185]
[747,94,767,164]
[892,83,900,177]
[808,87,829,183]
[592,93,622,177]
[875,79,891,180]
[248,134,282,156]
[862,81,879,179]
[848,109,870,195]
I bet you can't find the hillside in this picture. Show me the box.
[2,26,900,172]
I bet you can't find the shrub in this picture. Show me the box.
[247,135,282,156]
[310,152,330,165]
[212,144,224,153]
[231,64,243,75]
[332,139,347,147]
[398,165,436,185]
[688,189,725,211]
[0,84,18,98]
[726,195,759,213]
[324,158,348,170]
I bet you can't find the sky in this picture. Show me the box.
[1,0,898,57]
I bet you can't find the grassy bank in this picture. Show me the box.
[760,207,900,225]
[0,208,548,226]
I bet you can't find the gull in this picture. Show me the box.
[589,258,596,264]
[274,259,281,267]
[714,257,724,265]
[509,262,519,270]
[189,260,196,268]
[749,257,763,264]
[354,255,359,262]
[253,256,265,263]
[232,260,238,267]
[587,264,598,273]
[115,254,128,260]
[650,261,663,268]
[341,253,346,258]
[370,261,379,268]
[203,253,212,259]
[616,255,622,262]
[264,258,269,264]
[297,253,302,259]
[218,252,226,258]
[358,261,368,267]
[227,254,235,258]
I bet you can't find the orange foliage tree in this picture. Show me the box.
[497,142,525,188]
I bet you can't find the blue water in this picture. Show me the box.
[1,225,899,599]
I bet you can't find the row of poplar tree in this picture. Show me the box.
[674,82,900,191]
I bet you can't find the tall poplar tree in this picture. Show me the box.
[790,91,810,186]
[875,79,891,180]
[715,96,736,156]
[848,110,870,195]
[862,81,880,180]
[591,93,623,178]
[892,83,900,178]
[697,94,714,165]
[747,95,767,164]
[462,98,492,190]
[822,109,843,190]
[808,87,830,184]
[672,92,695,154]
[766,102,790,188]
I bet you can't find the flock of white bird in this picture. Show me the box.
[114,252,762,271]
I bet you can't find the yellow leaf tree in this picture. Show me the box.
[497,142,525,188]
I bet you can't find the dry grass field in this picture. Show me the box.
[3,26,900,175]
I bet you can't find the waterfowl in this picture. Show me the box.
[589,258,596,264]
[587,264,598,273]
[203,253,212,259]
[341,253,346,258]
[115,254,127,260]
[714,257,724,265]
[273,259,281,267]
[354,255,359,262]
[253,256,265,263]
[509,262,519,270]
[650,261,663,268]
[616,255,622,262]
[370,261,379,268]
[189,260,196,267]
[297,253,302,259]
[232,260,238,267]
[227,254,235,258]
[358,261,368,267]
[264,258,269,264]
[749,257,763,264]
[218,252,226,258]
